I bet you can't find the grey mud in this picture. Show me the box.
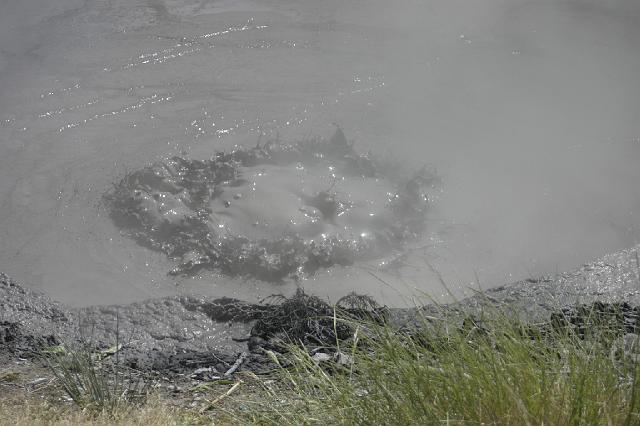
[105,129,438,281]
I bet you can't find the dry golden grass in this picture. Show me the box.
[0,393,210,426]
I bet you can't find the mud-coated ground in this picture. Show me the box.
[2,243,640,377]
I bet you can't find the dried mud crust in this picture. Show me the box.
[78,291,390,375]
[0,273,71,363]
[104,128,437,281]
[2,244,640,376]
[448,244,640,323]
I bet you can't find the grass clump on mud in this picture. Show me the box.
[3,295,640,425]
[221,302,640,425]
[248,289,387,350]
[45,343,147,415]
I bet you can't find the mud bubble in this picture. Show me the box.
[105,129,438,281]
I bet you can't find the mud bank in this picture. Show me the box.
[2,243,640,375]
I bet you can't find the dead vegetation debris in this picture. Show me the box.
[247,289,389,350]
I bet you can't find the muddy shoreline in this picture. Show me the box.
[2,243,640,375]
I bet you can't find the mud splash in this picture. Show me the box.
[104,129,438,282]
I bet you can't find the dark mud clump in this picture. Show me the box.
[104,128,438,281]
[0,321,58,358]
[248,289,388,349]
[549,301,640,338]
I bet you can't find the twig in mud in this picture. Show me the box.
[224,352,247,377]
[200,380,243,412]
[26,377,55,394]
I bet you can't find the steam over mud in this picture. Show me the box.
[0,0,639,306]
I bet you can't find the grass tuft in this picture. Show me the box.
[4,301,640,424]
[222,308,640,425]
[45,343,147,416]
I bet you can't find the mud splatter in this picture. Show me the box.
[105,129,438,281]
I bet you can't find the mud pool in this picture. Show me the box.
[1,0,640,306]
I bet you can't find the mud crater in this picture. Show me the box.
[105,129,438,281]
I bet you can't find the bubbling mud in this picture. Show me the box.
[105,129,437,282]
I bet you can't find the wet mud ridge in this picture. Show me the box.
[0,272,387,375]
[104,128,437,281]
[3,244,640,377]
